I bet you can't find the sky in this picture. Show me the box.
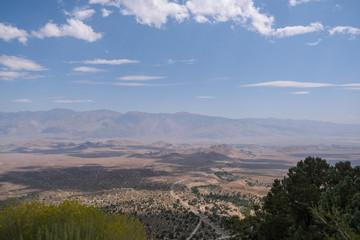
[0,0,359,124]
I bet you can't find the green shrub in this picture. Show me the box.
[0,199,147,240]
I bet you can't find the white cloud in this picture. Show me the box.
[114,82,184,86]
[167,58,198,64]
[89,0,121,7]
[53,99,94,103]
[113,82,148,86]
[74,79,183,87]
[32,19,102,42]
[120,0,189,28]
[118,75,165,81]
[0,71,44,81]
[242,81,360,90]
[341,83,360,87]
[329,26,360,37]
[89,0,325,39]
[101,8,113,17]
[196,96,216,99]
[0,23,28,44]
[90,0,189,28]
[73,66,104,72]
[0,71,26,81]
[67,7,96,20]
[307,38,322,46]
[0,55,47,71]
[194,15,209,23]
[243,81,334,88]
[186,0,274,36]
[273,22,323,38]
[290,91,310,95]
[12,98,33,103]
[289,0,321,7]
[82,58,139,65]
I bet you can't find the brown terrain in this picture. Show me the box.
[0,140,359,239]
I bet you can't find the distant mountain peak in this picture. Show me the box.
[0,109,359,145]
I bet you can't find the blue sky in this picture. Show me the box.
[0,0,359,123]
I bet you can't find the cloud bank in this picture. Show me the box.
[88,0,331,39]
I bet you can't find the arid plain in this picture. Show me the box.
[0,140,359,239]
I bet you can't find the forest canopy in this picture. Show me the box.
[225,157,360,240]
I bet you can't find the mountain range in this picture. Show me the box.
[1,109,360,144]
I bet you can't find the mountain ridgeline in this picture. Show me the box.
[1,109,360,144]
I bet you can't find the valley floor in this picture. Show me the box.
[0,140,359,239]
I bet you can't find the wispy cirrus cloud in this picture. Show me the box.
[341,83,360,87]
[243,81,333,88]
[0,55,47,71]
[73,79,184,87]
[0,71,44,81]
[73,66,104,72]
[242,81,360,90]
[167,59,198,65]
[84,58,139,65]
[12,98,33,103]
[70,58,139,65]
[118,75,165,81]
[290,91,310,95]
[0,55,47,81]
[0,23,28,44]
[307,38,322,46]
[0,71,27,81]
[53,99,94,103]
[289,0,321,7]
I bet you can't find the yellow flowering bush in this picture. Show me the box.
[0,200,147,240]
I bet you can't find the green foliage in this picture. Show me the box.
[225,157,360,240]
[312,206,360,240]
[203,193,252,208]
[191,186,200,195]
[214,171,235,181]
[0,199,147,240]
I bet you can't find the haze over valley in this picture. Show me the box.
[1,109,360,145]
[1,109,359,239]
